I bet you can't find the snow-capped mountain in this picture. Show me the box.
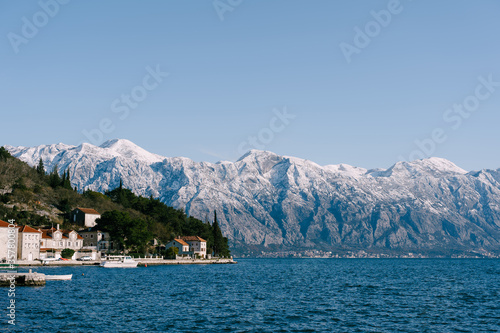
[6,139,500,254]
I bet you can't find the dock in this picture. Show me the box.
[0,270,46,286]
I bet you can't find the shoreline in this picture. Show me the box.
[14,258,237,267]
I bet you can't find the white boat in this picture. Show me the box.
[100,255,138,268]
[45,274,73,280]
[40,258,58,265]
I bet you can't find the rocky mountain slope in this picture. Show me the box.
[6,139,500,254]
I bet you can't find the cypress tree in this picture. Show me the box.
[36,158,45,175]
[62,168,72,189]
[49,165,61,188]
[212,211,224,257]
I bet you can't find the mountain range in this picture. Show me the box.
[6,139,500,255]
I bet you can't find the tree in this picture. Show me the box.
[96,210,152,252]
[96,211,131,250]
[61,168,72,190]
[36,158,45,175]
[49,165,61,188]
[211,211,230,257]
[165,246,179,259]
[212,211,223,256]
[61,248,75,259]
[0,147,12,161]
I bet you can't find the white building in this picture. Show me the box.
[70,208,101,228]
[0,220,18,262]
[181,236,207,258]
[166,236,207,258]
[17,225,42,261]
[40,225,84,259]
[165,238,190,256]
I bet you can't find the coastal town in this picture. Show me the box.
[0,207,235,266]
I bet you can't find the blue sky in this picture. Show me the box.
[1,0,499,170]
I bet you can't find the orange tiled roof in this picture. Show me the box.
[181,236,207,243]
[18,225,42,233]
[76,208,100,215]
[173,238,189,246]
[0,220,15,228]
[40,228,82,239]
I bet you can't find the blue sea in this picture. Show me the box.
[2,259,500,332]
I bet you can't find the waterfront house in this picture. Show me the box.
[70,208,101,228]
[181,236,207,258]
[40,224,84,259]
[0,220,18,262]
[79,227,113,253]
[165,238,190,256]
[17,225,42,261]
[165,236,207,258]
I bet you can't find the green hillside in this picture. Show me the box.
[0,147,230,256]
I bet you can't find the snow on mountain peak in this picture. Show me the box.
[370,157,467,179]
[6,139,500,254]
[98,139,164,163]
[414,157,467,174]
[236,149,278,162]
[324,163,368,178]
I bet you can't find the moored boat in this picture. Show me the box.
[100,255,138,268]
[45,274,73,280]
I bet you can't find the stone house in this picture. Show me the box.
[70,208,101,228]
[165,236,207,258]
[165,238,190,256]
[181,236,207,258]
[17,225,42,261]
[78,227,113,253]
[40,225,84,259]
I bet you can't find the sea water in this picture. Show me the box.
[3,259,500,332]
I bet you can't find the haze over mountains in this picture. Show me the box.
[6,139,500,255]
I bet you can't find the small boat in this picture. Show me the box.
[40,258,58,265]
[100,255,138,268]
[45,274,73,280]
